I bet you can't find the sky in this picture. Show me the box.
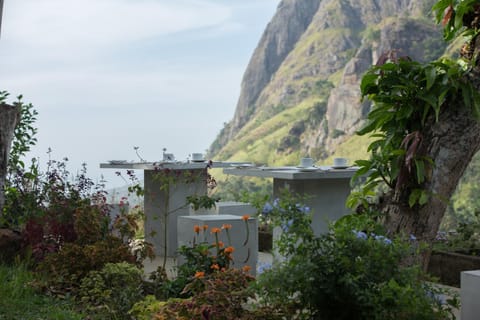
[0,0,280,189]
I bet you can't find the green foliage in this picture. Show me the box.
[1,92,39,175]
[254,209,459,319]
[129,295,165,320]
[78,262,144,319]
[351,56,480,208]
[186,194,220,210]
[36,236,137,294]
[432,0,480,41]
[0,263,83,319]
[435,210,480,255]
[148,224,236,300]
[152,268,255,320]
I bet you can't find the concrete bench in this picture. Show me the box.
[461,270,480,320]
[177,214,258,275]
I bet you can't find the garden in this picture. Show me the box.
[1,1,480,319]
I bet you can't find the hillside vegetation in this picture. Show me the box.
[208,0,480,226]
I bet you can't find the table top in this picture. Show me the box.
[99,161,253,170]
[223,166,360,180]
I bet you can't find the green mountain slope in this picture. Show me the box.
[210,0,443,166]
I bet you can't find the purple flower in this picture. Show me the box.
[281,219,294,232]
[353,230,368,240]
[374,235,392,245]
[273,198,280,208]
[262,202,273,215]
[296,203,311,214]
[257,262,272,274]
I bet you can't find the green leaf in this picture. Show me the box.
[414,159,425,184]
[425,66,436,90]
[419,190,429,206]
[409,189,421,208]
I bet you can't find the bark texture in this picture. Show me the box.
[0,102,21,213]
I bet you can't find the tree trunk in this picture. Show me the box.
[0,102,21,213]
[382,38,480,269]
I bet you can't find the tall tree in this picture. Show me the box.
[352,1,480,267]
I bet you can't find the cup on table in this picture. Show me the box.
[163,153,175,161]
[191,153,204,161]
[300,157,314,167]
[333,157,348,167]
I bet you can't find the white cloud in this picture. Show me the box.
[3,0,232,57]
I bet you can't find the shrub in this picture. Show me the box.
[36,236,137,294]
[79,262,144,319]
[153,268,255,320]
[148,224,238,300]
[253,191,459,319]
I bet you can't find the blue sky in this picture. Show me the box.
[0,0,280,188]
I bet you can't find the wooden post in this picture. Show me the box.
[0,102,21,213]
[0,0,4,37]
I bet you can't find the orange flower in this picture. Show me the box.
[194,271,205,278]
[224,246,235,254]
[222,223,232,230]
[211,227,221,234]
[193,225,201,233]
[242,265,252,273]
[202,225,208,231]
[242,214,250,221]
[211,263,220,270]
[217,241,224,248]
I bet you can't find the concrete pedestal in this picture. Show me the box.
[461,270,480,320]
[273,178,351,235]
[215,201,256,216]
[144,169,208,256]
[177,215,258,275]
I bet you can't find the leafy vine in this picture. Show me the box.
[349,17,480,210]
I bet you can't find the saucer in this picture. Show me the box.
[331,165,350,169]
[108,160,127,164]
[296,166,318,172]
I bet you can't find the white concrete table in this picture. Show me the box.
[100,161,251,256]
[223,166,359,235]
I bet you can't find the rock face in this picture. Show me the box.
[218,0,322,148]
[209,0,445,162]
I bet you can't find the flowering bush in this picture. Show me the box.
[254,191,459,319]
[138,268,256,320]
[148,224,237,300]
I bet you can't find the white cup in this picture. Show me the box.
[163,153,175,161]
[191,153,204,161]
[300,157,314,167]
[333,157,348,167]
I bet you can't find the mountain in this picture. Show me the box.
[208,0,446,165]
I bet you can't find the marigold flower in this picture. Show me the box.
[224,246,235,254]
[217,241,224,248]
[242,265,251,273]
[222,223,232,230]
[211,263,220,270]
[194,225,201,233]
[202,225,209,231]
[211,227,221,234]
[194,271,205,278]
[242,214,250,221]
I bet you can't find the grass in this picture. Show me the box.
[0,263,83,320]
